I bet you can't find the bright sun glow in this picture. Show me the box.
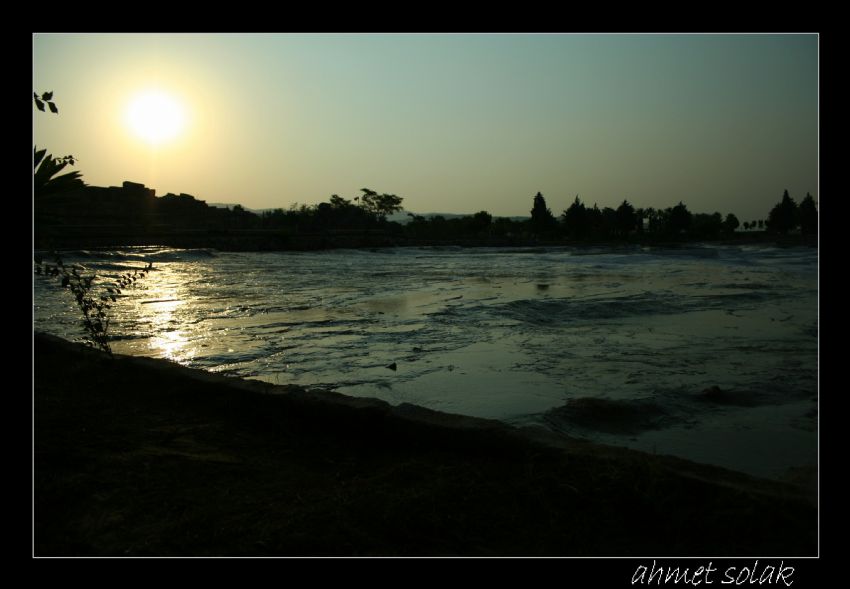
[125,90,187,146]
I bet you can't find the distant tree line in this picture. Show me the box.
[250,188,816,244]
[36,171,817,249]
[404,210,524,242]
[721,190,817,236]
[256,188,404,233]
[510,189,816,242]
[763,190,818,236]
[514,192,743,242]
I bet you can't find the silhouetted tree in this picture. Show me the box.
[530,192,557,233]
[798,193,818,236]
[492,216,521,239]
[359,188,403,221]
[562,196,588,240]
[635,207,646,234]
[767,190,799,234]
[469,211,492,234]
[668,201,692,235]
[757,220,764,230]
[600,207,618,239]
[691,212,723,239]
[644,207,663,235]
[586,204,604,238]
[329,194,351,209]
[615,199,637,238]
[743,221,751,231]
[722,213,740,234]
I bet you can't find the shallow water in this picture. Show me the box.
[33,244,818,480]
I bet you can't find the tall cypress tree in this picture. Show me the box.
[767,190,799,234]
[798,193,818,236]
[530,192,556,233]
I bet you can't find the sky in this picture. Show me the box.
[33,33,818,222]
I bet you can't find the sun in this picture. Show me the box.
[125,90,187,146]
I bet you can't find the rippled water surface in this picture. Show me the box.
[34,244,818,479]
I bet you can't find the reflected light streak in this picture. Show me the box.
[132,272,196,363]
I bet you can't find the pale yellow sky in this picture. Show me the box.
[34,33,818,221]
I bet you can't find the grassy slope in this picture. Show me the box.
[34,333,816,557]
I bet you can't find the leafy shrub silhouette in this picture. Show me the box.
[35,254,153,355]
[34,147,83,197]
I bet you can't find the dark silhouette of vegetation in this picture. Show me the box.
[615,200,637,237]
[34,147,84,198]
[403,211,526,243]
[668,201,693,235]
[723,213,740,234]
[358,188,404,221]
[690,212,723,239]
[33,91,58,114]
[37,179,818,250]
[560,197,706,241]
[376,190,816,247]
[798,193,818,236]
[35,180,408,250]
[33,92,84,198]
[35,255,153,355]
[469,210,493,235]
[256,188,404,235]
[562,196,588,240]
[530,192,557,234]
[767,189,799,235]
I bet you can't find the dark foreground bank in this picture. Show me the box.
[33,333,817,556]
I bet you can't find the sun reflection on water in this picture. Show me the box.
[130,270,195,363]
[147,304,191,361]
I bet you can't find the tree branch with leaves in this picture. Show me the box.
[358,188,404,221]
[33,91,84,198]
[33,91,59,114]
